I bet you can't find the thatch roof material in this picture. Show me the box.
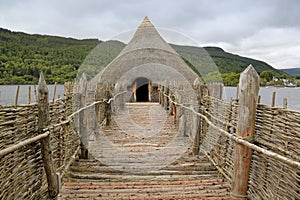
[92,16,200,86]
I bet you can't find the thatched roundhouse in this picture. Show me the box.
[91,17,201,102]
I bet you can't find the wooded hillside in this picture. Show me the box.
[0,27,285,85]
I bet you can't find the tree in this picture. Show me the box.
[260,71,273,82]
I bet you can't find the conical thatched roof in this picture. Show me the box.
[92,16,200,86]
[119,16,178,56]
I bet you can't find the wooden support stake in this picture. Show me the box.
[161,85,165,107]
[64,82,73,116]
[28,86,31,105]
[169,95,174,115]
[232,65,259,199]
[34,85,37,102]
[271,91,276,107]
[235,84,239,99]
[14,85,20,108]
[52,82,57,103]
[158,85,161,104]
[192,113,201,155]
[173,104,177,124]
[105,83,112,126]
[164,84,169,110]
[283,98,288,109]
[79,74,88,159]
[38,73,58,198]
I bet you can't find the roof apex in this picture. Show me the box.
[139,16,154,28]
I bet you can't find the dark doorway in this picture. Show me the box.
[135,77,149,102]
[136,84,148,102]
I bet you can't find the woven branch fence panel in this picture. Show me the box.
[248,104,300,199]
[0,105,39,149]
[0,85,79,199]
[0,140,48,199]
[199,96,238,182]
[0,104,48,199]
[199,96,299,199]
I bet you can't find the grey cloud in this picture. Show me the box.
[0,0,299,68]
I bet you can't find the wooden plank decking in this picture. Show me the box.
[58,103,230,199]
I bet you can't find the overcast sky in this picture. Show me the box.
[0,0,299,69]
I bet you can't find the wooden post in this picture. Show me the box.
[38,73,58,198]
[14,85,20,108]
[34,85,37,102]
[164,84,169,110]
[232,65,259,199]
[52,82,57,103]
[271,91,276,107]
[169,87,174,115]
[158,85,161,104]
[199,84,209,146]
[173,104,177,124]
[64,82,73,116]
[148,81,152,102]
[235,84,239,100]
[28,86,31,105]
[161,85,165,107]
[192,112,201,155]
[257,95,261,104]
[192,85,208,156]
[283,98,288,109]
[133,81,137,102]
[79,74,88,159]
[105,84,112,126]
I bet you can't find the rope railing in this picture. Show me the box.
[161,91,300,169]
[68,90,128,119]
[0,132,49,157]
[0,90,128,157]
[43,90,128,132]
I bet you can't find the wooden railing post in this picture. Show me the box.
[161,85,165,108]
[79,74,88,159]
[158,85,161,104]
[192,84,208,155]
[232,65,259,199]
[105,83,112,126]
[173,104,177,124]
[38,73,58,198]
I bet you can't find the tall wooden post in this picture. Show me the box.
[158,85,161,104]
[231,65,259,199]
[64,82,73,116]
[14,85,20,108]
[105,84,112,126]
[133,81,137,102]
[164,84,169,110]
[148,81,152,102]
[79,74,88,159]
[168,85,174,115]
[192,112,201,155]
[38,73,58,198]
[161,85,165,107]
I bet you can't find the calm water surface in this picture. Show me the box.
[224,87,300,111]
[0,85,299,111]
[0,85,65,105]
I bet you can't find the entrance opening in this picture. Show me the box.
[136,84,149,102]
[135,77,149,102]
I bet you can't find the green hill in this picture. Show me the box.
[0,27,285,85]
[281,68,300,76]
[0,27,100,84]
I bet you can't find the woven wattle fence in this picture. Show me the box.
[248,105,300,199]
[0,78,79,199]
[161,65,300,199]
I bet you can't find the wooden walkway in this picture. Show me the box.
[58,103,230,199]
